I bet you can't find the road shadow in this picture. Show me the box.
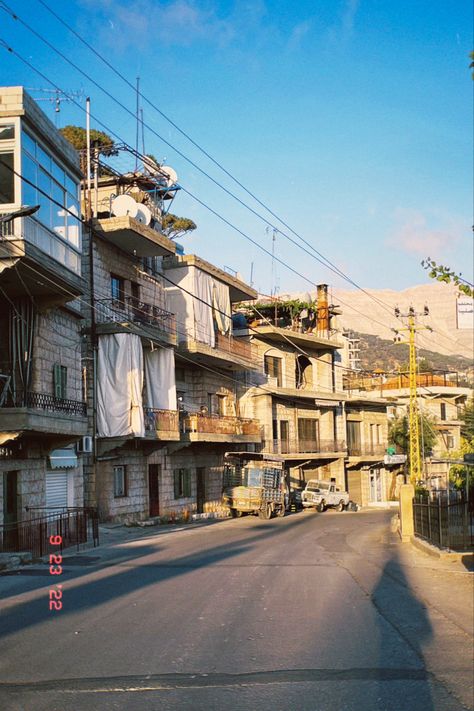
[371,549,435,710]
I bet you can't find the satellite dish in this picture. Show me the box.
[111,194,138,218]
[160,166,178,187]
[135,204,152,226]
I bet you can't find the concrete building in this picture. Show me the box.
[0,87,87,532]
[235,286,348,492]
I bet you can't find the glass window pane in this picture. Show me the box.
[51,159,65,187]
[22,130,36,157]
[0,152,14,203]
[65,173,78,200]
[38,168,52,228]
[52,182,66,240]
[0,125,15,141]
[37,144,51,173]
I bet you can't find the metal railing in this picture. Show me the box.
[0,390,87,416]
[184,413,261,436]
[96,297,176,337]
[144,408,179,433]
[214,332,255,361]
[0,507,99,558]
[347,444,386,456]
[344,370,464,393]
[413,493,473,551]
[263,439,347,455]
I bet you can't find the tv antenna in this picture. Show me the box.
[26,88,85,125]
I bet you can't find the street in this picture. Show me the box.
[0,509,472,711]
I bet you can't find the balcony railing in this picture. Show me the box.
[347,444,386,457]
[214,332,255,361]
[0,390,87,416]
[184,413,261,436]
[0,507,99,558]
[263,439,347,454]
[344,371,465,393]
[144,408,179,434]
[96,297,176,337]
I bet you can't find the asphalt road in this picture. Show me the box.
[0,509,472,711]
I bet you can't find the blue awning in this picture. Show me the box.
[49,449,78,469]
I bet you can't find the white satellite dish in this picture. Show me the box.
[111,194,138,218]
[135,204,152,226]
[160,166,178,187]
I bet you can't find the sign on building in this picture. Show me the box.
[384,454,407,465]
[456,297,474,330]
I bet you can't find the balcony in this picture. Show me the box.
[262,439,347,460]
[178,332,259,371]
[144,408,180,440]
[0,390,88,437]
[182,413,261,444]
[93,216,176,258]
[0,218,84,302]
[344,371,470,394]
[347,444,386,458]
[95,297,177,347]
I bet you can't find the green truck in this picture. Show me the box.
[222,451,287,520]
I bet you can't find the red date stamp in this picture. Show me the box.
[48,535,63,611]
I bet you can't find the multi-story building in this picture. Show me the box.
[81,149,261,522]
[235,286,348,492]
[0,87,87,532]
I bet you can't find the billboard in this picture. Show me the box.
[456,297,474,330]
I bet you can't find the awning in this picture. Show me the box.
[49,448,78,469]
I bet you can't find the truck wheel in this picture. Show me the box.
[230,508,242,518]
[258,503,272,520]
[276,504,285,517]
[317,501,325,513]
[337,500,345,512]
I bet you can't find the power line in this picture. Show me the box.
[0,4,399,318]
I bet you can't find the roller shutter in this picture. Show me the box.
[46,471,68,508]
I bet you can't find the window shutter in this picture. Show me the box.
[174,470,180,499]
[184,470,191,498]
[61,366,67,399]
[53,364,62,398]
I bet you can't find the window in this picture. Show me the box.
[297,418,319,452]
[217,394,226,416]
[113,466,127,497]
[174,469,191,498]
[111,274,125,304]
[53,364,67,399]
[264,355,282,387]
[21,129,81,250]
[446,435,455,449]
[280,420,289,453]
[0,125,15,141]
[0,152,14,204]
[440,403,446,421]
[347,421,361,454]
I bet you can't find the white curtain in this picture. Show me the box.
[144,347,177,410]
[212,279,231,335]
[194,269,215,346]
[97,333,145,437]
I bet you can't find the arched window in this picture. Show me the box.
[296,355,312,389]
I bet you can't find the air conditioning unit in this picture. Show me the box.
[77,435,93,454]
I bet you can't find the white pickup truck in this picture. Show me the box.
[301,479,350,512]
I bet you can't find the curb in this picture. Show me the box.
[410,534,474,563]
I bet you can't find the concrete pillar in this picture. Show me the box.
[399,483,415,542]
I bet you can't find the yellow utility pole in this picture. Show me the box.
[393,305,431,484]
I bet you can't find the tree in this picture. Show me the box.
[161,213,196,240]
[459,398,474,441]
[421,258,473,298]
[59,125,117,155]
[389,412,438,462]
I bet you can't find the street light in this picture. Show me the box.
[0,205,40,224]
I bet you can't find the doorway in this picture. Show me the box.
[196,467,206,514]
[369,468,383,503]
[3,471,19,549]
[148,464,160,517]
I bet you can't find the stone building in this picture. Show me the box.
[235,286,348,492]
[0,87,87,530]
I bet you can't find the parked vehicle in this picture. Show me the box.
[222,452,286,519]
[301,479,350,512]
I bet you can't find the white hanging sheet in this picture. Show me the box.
[164,266,194,345]
[194,268,215,346]
[97,333,145,437]
[212,278,231,335]
[144,347,177,411]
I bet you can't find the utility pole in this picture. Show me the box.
[393,305,431,484]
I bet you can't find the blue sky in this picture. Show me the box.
[0,0,472,295]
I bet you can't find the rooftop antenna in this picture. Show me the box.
[27,87,84,126]
[267,226,278,298]
[135,77,140,171]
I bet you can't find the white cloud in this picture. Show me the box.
[287,19,313,51]
[387,209,462,258]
